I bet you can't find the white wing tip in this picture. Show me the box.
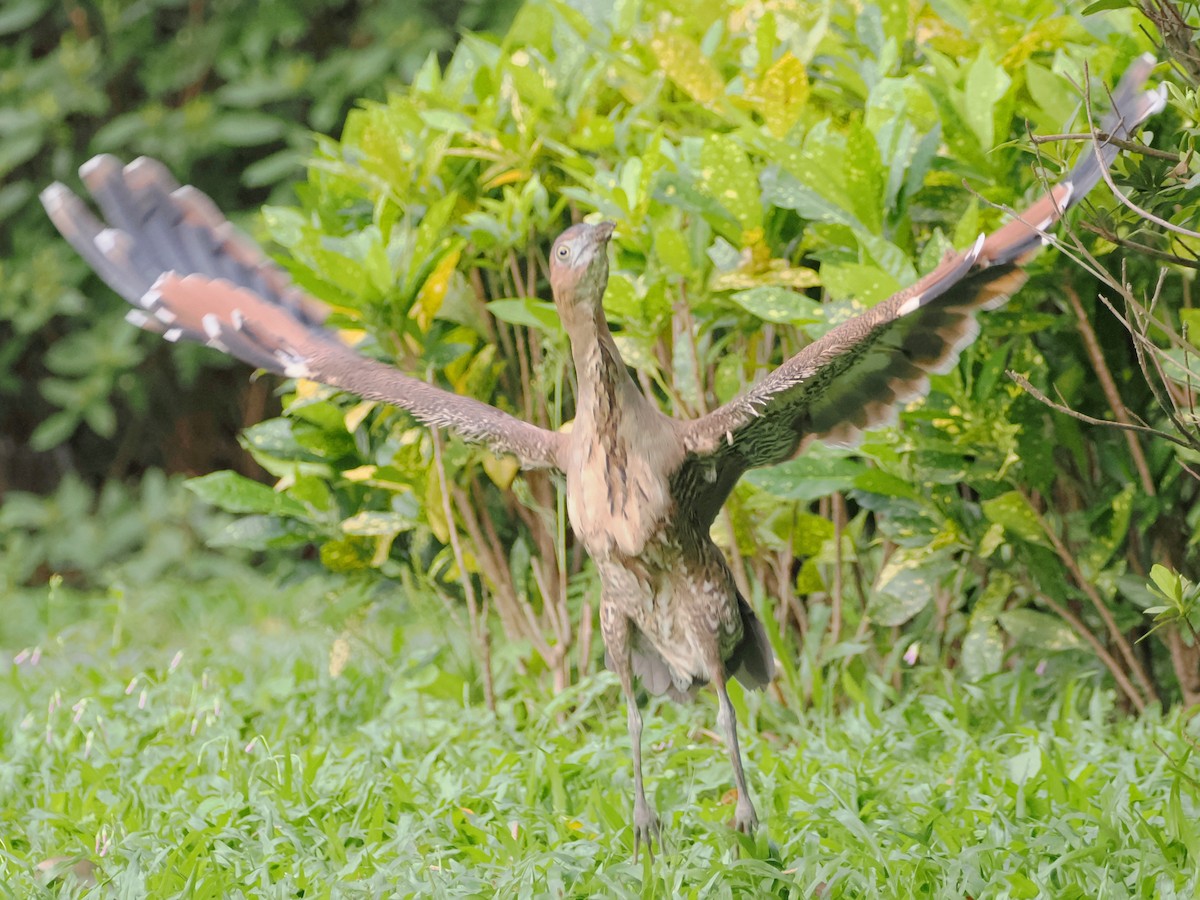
[1148,84,1168,116]
[201,313,221,339]
[78,155,109,180]
[94,228,122,255]
[276,349,312,379]
[163,327,183,342]
[896,292,923,317]
[39,183,69,212]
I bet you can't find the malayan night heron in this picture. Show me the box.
[42,56,1163,858]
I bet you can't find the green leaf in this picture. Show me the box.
[998,609,1083,651]
[963,49,1011,149]
[1007,743,1042,787]
[962,617,1004,680]
[870,546,944,626]
[649,32,725,103]
[980,491,1048,546]
[653,172,743,239]
[727,287,821,324]
[0,0,43,34]
[1149,564,1181,603]
[209,112,289,148]
[843,123,885,234]
[760,166,861,230]
[748,51,809,138]
[208,514,313,550]
[700,134,763,231]
[186,472,308,518]
[341,511,417,536]
[29,410,79,451]
[821,262,903,305]
[1082,0,1133,12]
[853,469,919,501]
[653,227,693,276]
[745,453,864,501]
[487,297,564,337]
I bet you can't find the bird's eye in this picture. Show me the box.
[555,245,570,259]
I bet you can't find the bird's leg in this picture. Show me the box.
[625,684,661,861]
[713,666,758,834]
[609,624,660,861]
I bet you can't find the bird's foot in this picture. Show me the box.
[733,796,758,835]
[632,797,662,862]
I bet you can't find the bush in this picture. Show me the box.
[27,1,1200,706]
[0,0,520,489]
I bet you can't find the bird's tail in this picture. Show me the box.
[727,594,775,691]
[621,594,774,700]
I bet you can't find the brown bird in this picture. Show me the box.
[42,57,1162,857]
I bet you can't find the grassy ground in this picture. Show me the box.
[1,538,1198,898]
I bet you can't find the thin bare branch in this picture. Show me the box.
[1078,221,1200,269]
[1008,369,1200,453]
[1030,130,1181,161]
[830,492,845,643]
[1065,285,1157,494]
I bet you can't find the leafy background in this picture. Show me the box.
[2,0,1200,893]
[1,0,520,488]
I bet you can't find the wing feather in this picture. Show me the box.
[676,55,1164,524]
[42,155,564,471]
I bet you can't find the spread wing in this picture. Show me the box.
[676,55,1165,526]
[41,155,565,471]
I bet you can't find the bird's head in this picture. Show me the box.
[548,220,615,314]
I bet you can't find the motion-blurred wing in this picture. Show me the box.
[42,156,564,471]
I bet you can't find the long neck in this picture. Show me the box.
[564,305,640,434]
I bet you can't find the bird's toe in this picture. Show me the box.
[732,799,758,835]
[632,800,662,862]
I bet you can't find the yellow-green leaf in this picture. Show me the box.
[411,248,461,331]
[747,52,809,138]
[700,134,762,231]
[650,32,725,104]
[981,491,1048,546]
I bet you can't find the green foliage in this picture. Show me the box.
[1146,565,1200,643]
[2,566,1199,894]
[171,0,1200,703]
[1,0,520,479]
[0,472,281,646]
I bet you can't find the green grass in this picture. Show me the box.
[2,553,1198,898]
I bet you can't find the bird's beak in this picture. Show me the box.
[592,221,616,243]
